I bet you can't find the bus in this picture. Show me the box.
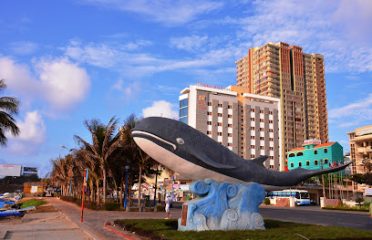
[267,189,311,206]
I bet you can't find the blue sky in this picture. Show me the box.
[0,0,371,177]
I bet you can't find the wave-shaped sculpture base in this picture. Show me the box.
[178,179,265,231]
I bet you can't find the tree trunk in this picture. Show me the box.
[103,168,107,204]
[89,180,94,203]
[138,166,142,212]
[96,179,100,205]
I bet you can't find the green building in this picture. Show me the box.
[287,141,344,171]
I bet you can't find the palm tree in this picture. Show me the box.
[120,114,157,211]
[0,79,20,145]
[74,117,121,204]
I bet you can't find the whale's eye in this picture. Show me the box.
[176,138,184,145]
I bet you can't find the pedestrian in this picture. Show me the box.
[165,195,172,219]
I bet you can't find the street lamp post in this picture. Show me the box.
[124,165,130,210]
[153,165,159,208]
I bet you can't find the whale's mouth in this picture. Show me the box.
[132,130,177,151]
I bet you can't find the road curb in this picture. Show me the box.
[103,221,140,240]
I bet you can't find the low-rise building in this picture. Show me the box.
[348,125,372,192]
[287,139,344,171]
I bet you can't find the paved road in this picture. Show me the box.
[260,205,372,231]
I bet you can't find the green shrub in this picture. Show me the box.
[104,202,121,211]
[263,198,271,205]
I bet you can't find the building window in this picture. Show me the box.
[228,105,232,109]
[251,127,255,130]
[228,114,232,118]
[259,128,264,131]
[290,163,294,168]
[306,161,310,166]
[260,119,264,122]
[314,150,318,154]
[207,131,211,135]
[324,149,328,153]
[250,109,255,112]
[324,159,328,164]
[250,118,255,121]
[251,136,255,139]
[228,124,232,127]
[207,112,212,115]
[218,113,223,117]
[217,123,222,126]
[218,132,222,136]
[207,102,212,106]
[207,121,212,125]
[218,104,222,107]
[314,160,318,165]
[260,146,264,149]
[299,162,302,167]
[296,152,303,156]
[260,137,264,140]
[228,133,232,137]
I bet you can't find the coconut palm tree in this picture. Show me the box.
[74,117,122,204]
[0,79,20,145]
[120,114,157,211]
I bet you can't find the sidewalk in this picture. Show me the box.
[47,198,181,240]
[0,209,92,240]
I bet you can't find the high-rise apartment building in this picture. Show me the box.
[179,84,283,170]
[236,42,328,166]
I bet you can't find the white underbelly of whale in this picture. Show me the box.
[133,137,241,183]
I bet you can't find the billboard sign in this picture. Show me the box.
[0,164,22,177]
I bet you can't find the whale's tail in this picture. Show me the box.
[264,161,352,187]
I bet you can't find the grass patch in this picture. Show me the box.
[20,199,47,208]
[114,219,372,240]
[323,205,369,212]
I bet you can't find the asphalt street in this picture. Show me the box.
[260,205,372,231]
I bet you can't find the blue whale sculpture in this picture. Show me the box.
[132,117,350,187]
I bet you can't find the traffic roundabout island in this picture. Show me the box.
[113,218,372,240]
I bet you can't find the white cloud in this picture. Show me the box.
[329,94,372,128]
[82,0,223,25]
[213,0,372,73]
[64,41,240,77]
[6,111,46,154]
[170,35,208,52]
[142,100,178,119]
[0,57,90,111]
[9,41,38,55]
[9,111,46,143]
[36,58,90,110]
[0,57,39,96]
[112,79,141,98]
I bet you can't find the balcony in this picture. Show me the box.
[357,146,372,155]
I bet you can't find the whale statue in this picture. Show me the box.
[132,117,350,187]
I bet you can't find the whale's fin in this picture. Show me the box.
[251,155,269,167]
[191,151,235,169]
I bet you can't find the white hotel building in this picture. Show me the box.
[179,84,283,170]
